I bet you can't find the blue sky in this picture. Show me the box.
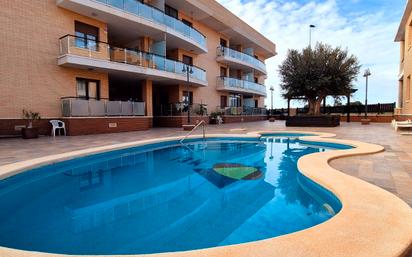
[217,0,405,108]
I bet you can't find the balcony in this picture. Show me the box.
[58,35,207,87]
[56,0,207,54]
[216,77,267,97]
[216,46,267,75]
[61,97,146,117]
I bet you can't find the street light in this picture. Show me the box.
[270,86,274,115]
[363,68,371,118]
[309,24,316,48]
[182,64,193,124]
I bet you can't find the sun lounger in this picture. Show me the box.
[393,119,412,131]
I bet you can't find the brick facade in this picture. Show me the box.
[63,117,152,135]
[222,115,267,123]
[0,118,152,136]
[340,115,394,123]
[153,116,209,127]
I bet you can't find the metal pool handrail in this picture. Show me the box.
[179,120,207,144]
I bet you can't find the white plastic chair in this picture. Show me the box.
[50,120,66,136]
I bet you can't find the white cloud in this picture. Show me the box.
[217,0,400,107]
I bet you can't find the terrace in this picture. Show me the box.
[0,121,411,207]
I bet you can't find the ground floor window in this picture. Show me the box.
[76,78,100,100]
[182,91,193,104]
[220,95,227,107]
[229,94,241,107]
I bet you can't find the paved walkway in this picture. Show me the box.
[1,121,411,206]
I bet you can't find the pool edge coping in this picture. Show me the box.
[0,131,411,257]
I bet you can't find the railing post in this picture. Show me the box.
[67,36,70,54]
[88,99,91,116]
[104,99,107,116]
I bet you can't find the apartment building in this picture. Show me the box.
[396,0,412,120]
[0,0,276,135]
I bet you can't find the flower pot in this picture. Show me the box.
[209,118,217,124]
[21,127,39,139]
[361,118,371,125]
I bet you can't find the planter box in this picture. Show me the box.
[361,118,371,125]
[209,118,218,124]
[21,127,39,139]
[182,124,196,131]
[286,115,340,127]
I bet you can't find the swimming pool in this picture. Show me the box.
[0,135,351,255]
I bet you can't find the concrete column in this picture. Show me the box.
[142,80,153,116]
[140,36,152,52]
[398,80,404,108]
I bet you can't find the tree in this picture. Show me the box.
[279,43,360,116]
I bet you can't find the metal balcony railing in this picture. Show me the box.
[59,35,207,82]
[61,97,146,117]
[155,102,208,116]
[217,46,266,73]
[215,106,267,116]
[216,76,267,96]
[94,0,206,48]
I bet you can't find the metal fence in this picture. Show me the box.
[272,102,396,116]
[62,97,145,117]
[155,103,208,116]
[297,102,396,115]
[215,106,267,116]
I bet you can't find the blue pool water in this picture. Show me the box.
[0,137,350,255]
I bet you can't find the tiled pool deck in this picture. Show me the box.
[1,121,411,207]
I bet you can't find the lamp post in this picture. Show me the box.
[270,86,274,115]
[309,24,316,48]
[182,64,193,124]
[269,86,275,122]
[363,68,371,118]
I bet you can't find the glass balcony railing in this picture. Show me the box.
[61,97,145,117]
[217,46,266,73]
[217,76,267,96]
[94,0,206,49]
[59,35,207,83]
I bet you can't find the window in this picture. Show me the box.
[255,100,258,108]
[181,19,192,27]
[407,75,411,100]
[182,91,193,104]
[76,78,100,100]
[165,5,178,19]
[74,21,99,50]
[220,96,227,108]
[409,23,412,47]
[220,67,227,77]
[220,38,227,47]
[182,55,193,66]
[236,70,242,79]
[229,94,241,107]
